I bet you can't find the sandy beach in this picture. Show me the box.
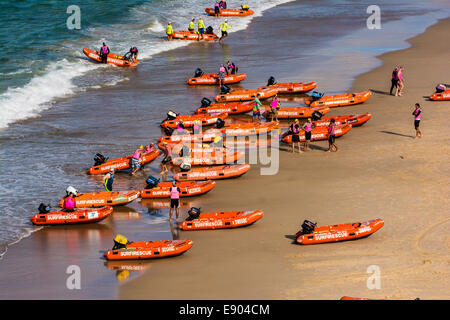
[0,1,448,300]
[118,18,450,300]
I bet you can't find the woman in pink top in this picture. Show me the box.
[412,103,423,139]
[396,66,405,96]
[131,145,143,175]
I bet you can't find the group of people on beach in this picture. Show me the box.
[390,66,405,96]
[166,17,230,43]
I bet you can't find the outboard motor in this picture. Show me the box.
[301,220,317,235]
[216,118,225,129]
[221,84,231,94]
[38,203,50,214]
[194,68,204,78]
[206,26,214,35]
[201,97,212,108]
[112,234,128,250]
[311,110,323,121]
[166,110,178,121]
[435,83,446,93]
[186,207,201,221]
[180,161,191,172]
[94,153,107,166]
[145,176,160,189]
[311,91,323,101]
[267,76,276,86]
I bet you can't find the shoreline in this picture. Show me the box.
[0,2,448,299]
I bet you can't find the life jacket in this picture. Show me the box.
[413,108,422,120]
[170,186,180,199]
[64,196,75,210]
[198,20,205,29]
[132,149,141,159]
[291,124,299,134]
[219,66,226,73]
[105,173,114,190]
[328,124,335,135]
[303,122,312,132]
[101,46,109,54]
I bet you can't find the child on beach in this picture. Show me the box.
[290,119,302,153]
[390,67,399,95]
[412,103,423,139]
[396,66,405,96]
[326,119,338,152]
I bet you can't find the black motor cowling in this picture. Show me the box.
[311,110,323,121]
[311,91,323,101]
[435,83,446,93]
[216,118,225,129]
[38,203,50,214]
[206,26,214,35]
[194,68,204,78]
[267,76,276,86]
[201,97,212,108]
[94,153,107,166]
[186,207,201,221]
[166,110,178,121]
[221,84,231,94]
[301,220,317,234]
[145,176,160,189]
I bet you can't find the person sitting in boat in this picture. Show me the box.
[226,61,238,75]
[144,142,156,153]
[99,42,110,64]
[188,18,196,32]
[241,4,250,11]
[63,186,78,212]
[294,220,317,239]
[112,234,130,250]
[186,207,201,221]
[123,46,138,61]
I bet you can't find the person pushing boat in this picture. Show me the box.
[166,22,174,41]
[123,46,138,61]
[103,168,115,192]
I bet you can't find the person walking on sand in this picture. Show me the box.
[412,103,423,139]
[169,181,181,222]
[326,119,338,152]
[166,22,173,41]
[103,168,114,192]
[197,18,205,41]
[218,20,230,43]
[396,66,405,96]
[390,67,399,95]
[131,145,144,175]
[252,97,262,122]
[290,119,302,153]
[302,118,314,151]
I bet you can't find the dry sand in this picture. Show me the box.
[119,18,450,300]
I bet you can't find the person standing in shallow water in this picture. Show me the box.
[412,103,423,139]
[103,168,114,191]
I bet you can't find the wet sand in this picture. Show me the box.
[0,3,449,299]
[118,18,450,300]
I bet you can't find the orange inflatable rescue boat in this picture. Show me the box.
[88,149,160,175]
[188,73,246,85]
[180,208,263,230]
[195,101,254,115]
[104,235,193,260]
[215,87,278,102]
[263,106,330,119]
[171,150,245,166]
[30,206,113,225]
[172,31,218,41]
[313,113,372,127]
[294,218,384,245]
[161,112,228,129]
[263,82,317,94]
[174,164,250,181]
[219,121,279,136]
[205,8,254,17]
[305,90,372,108]
[140,180,216,198]
[429,89,450,101]
[282,124,352,143]
[83,48,138,67]
[58,190,140,208]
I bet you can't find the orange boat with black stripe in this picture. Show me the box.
[295,218,384,245]
[305,90,372,108]
[429,90,450,101]
[205,8,254,17]
[282,124,352,143]
[83,48,138,67]
[104,240,193,260]
[215,87,278,102]
[161,112,228,129]
[58,190,140,208]
[174,164,250,181]
[313,113,372,127]
[30,206,113,225]
[195,101,254,115]
[262,82,317,94]
[140,180,216,198]
[263,107,330,119]
[188,73,246,85]
[180,210,263,230]
[88,149,160,175]
[172,31,218,41]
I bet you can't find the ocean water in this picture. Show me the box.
[0,0,449,260]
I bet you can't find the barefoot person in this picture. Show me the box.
[252,97,262,122]
[169,181,181,222]
[302,118,314,151]
[326,119,338,152]
[270,95,280,122]
[160,141,172,175]
[390,67,399,95]
[218,64,226,87]
[103,168,115,192]
[166,22,173,41]
[197,18,205,41]
[131,145,144,175]
[188,18,195,33]
[218,20,229,43]
[396,66,405,96]
[290,119,302,153]
[412,103,423,139]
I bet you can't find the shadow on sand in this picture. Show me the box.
[380,130,414,138]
